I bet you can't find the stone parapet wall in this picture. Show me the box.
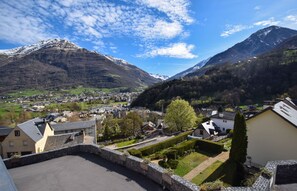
[3,144,297,191]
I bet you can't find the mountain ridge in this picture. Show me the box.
[170,26,297,79]
[131,26,297,109]
[0,39,160,92]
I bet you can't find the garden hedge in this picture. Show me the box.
[173,139,197,156]
[128,148,142,158]
[196,139,224,154]
[129,131,191,156]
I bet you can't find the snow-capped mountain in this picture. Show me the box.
[168,26,297,80]
[204,26,297,67]
[149,73,169,81]
[0,39,80,57]
[104,55,131,66]
[0,39,159,92]
[168,58,210,80]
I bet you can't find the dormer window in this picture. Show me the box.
[15,130,20,136]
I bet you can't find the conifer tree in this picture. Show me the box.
[229,112,248,164]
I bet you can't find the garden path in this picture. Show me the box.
[183,151,229,181]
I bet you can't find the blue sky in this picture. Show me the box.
[0,0,297,76]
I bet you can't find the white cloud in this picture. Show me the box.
[0,1,57,44]
[220,15,297,38]
[220,25,250,37]
[142,43,197,59]
[136,0,193,24]
[254,6,261,10]
[0,0,195,56]
[253,17,280,26]
[285,15,297,23]
[135,19,183,39]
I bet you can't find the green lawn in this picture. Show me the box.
[192,160,224,185]
[174,152,208,177]
[8,89,47,97]
[191,160,237,187]
[116,139,138,147]
[62,86,131,95]
[64,87,101,95]
[0,103,21,116]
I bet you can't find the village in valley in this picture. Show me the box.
[1,86,296,190]
[1,1,297,190]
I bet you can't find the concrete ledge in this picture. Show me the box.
[4,145,80,169]
[170,175,200,191]
[79,144,101,155]
[147,163,166,185]
[126,155,146,175]
[100,147,126,166]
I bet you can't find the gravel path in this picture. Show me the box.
[183,151,230,181]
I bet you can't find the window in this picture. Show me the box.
[200,130,204,135]
[15,130,20,136]
[223,120,227,123]
[9,141,14,147]
[23,140,28,146]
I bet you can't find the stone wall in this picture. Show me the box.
[3,144,297,191]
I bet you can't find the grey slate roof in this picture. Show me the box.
[51,120,96,132]
[18,118,47,142]
[272,97,297,127]
[44,133,84,151]
[0,126,13,136]
[211,111,236,121]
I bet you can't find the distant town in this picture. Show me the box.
[1,86,296,190]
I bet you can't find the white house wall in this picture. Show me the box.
[247,110,297,166]
[211,118,234,133]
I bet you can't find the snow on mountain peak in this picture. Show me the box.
[0,39,80,57]
[149,73,169,81]
[104,55,131,65]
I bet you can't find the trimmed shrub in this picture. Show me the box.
[173,139,197,156]
[167,159,179,169]
[196,139,224,154]
[164,149,178,160]
[128,148,142,158]
[150,152,165,160]
[138,131,192,156]
[158,160,169,168]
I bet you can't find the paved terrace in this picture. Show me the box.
[8,153,163,191]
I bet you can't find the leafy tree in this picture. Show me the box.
[103,125,112,140]
[69,102,82,111]
[121,112,142,137]
[121,118,133,137]
[146,112,162,124]
[164,99,197,132]
[18,111,32,123]
[102,115,121,139]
